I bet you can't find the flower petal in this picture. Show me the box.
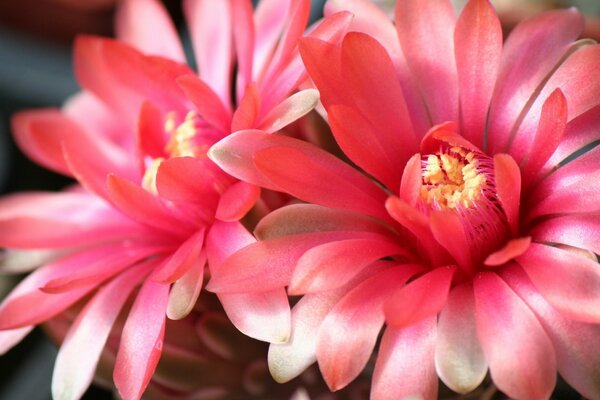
[113,279,169,400]
[177,74,232,134]
[484,237,532,267]
[258,89,319,133]
[152,229,205,284]
[474,272,556,400]
[0,326,33,355]
[532,214,600,255]
[493,154,521,235]
[216,181,261,222]
[166,252,205,320]
[435,284,487,394]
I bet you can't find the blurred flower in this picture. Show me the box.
[0,0,351,399]
[209,0,600,399]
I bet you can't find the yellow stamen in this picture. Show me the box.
[421,149,486,209]
[164,111,206,158]
[141,157,165,194]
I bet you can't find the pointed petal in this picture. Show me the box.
[395,0,458,124]
[258,89,319,133]
[52,263,148,400]
[317,265,422,391]
[484,237,531,267]
[183,0,233,107]
[115,0,185,62]
[435,284,487,394]
[474,272,556,400]
[430,211,473,274]
[216,181,261,222]
[371,320,438,400]
[399,154,422,206]
[384,266,455,328]
[517,243,600,323]
[493,154,521,235]
[231,0,254,97]
[177,74,231,133]
[231,83,260,132]
[0,326,33,355]
[136,101,167,163]
[113,279,169,400]
[152,229,205,283]
[166,253,205,320]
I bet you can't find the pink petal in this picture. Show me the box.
[183,0,233,108]
[115,0,185,62]
[0,326,33,355]
[166,252,205,320]
[254,144,389,220]
[254,203,396,241]
[384,266,455,328]
[486,8,583,154]
[206,231,373,294]
[394,0,458,124]
[231,0,254,97]
[435,284,487,394]
[399,154,422,206]
[106,174,190,235]
[517,243,600,323]
[218,290,291,343]
[493,154,521,235]
[136,102,167,163]
[205,220,255,271]
[430,211,473,275]
[152,229,205,283]
[501,264,600,400]
[113,279,169,400]
[371,319,438,400]
[216,181,261,222]
[454,0,502,148]
[531,214,600,255]
[177,74,232,134]
[289,237,409,294]
[257,89,319,133]
[520,89,568,185]
[339,32,418,175]
[231,83,260,132]
[317,265,423,391]
[52,263,148,400]
[252,0,290,80]
[484,237,532,267]
[474,272,556,400]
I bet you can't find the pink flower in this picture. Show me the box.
[0,0,350,399]
[208,0,600,399]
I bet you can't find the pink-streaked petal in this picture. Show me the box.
[317,265,423,391]
[106,174,191,235]
[501,264,600,400]
[519,89,568,185]
[206,231,374,294]
[252,0,290,81]
[371,319,438,400]
[289,237,409,295]
[454,0,502,148]
[166,252,205,320]
[394,0,458,124]
[493,154,521,235]
[532,214,600,255]
[474,272,556,400]
[113,279,169,400]
[339,32,417,178]
[115,0,185,62]
[152,229,205,284]
[528,173,600,219]
[430,211,473,275]
[258,89,319,133]
[254,145,389,221]
[0,326,33,355]
[177,74,231,134]
[484,237,532,267]
[231,0,254,98]
[254,203,396,241]
[486,8,583,154]
[183,0,233,108]
[52,262,148,400]
[218,289,291,343]
[384,266,455,328]
[231,83,260,132]
[216,181,260,222]
[435,284,486,394]
[517,243,600,323]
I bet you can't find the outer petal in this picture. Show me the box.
[215,181,261,222]
[502,265,600,400]
[394,0,458,124]
[484,237,532,267]
[454,0,502,148]
[258,89,320,134]
[531,214,600,255]
[52,263,148,400]
[435,284,487,394]
[317,265,422,391]
[115,0,185,62]
[113,279,170,400]
[183,0,233,108]
[0,326,33,355]
[371,319,438,400]
[152,229,205,283]
[474,272,556,400]
[517,243,600,323]
[166,252,205,320]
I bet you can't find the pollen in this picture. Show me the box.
[164,111,206,158]
[420,147,487,209]
[141,157,164,194]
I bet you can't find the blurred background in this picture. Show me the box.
[0,0,597,399]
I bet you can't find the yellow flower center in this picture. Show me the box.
[420,147,487,209]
